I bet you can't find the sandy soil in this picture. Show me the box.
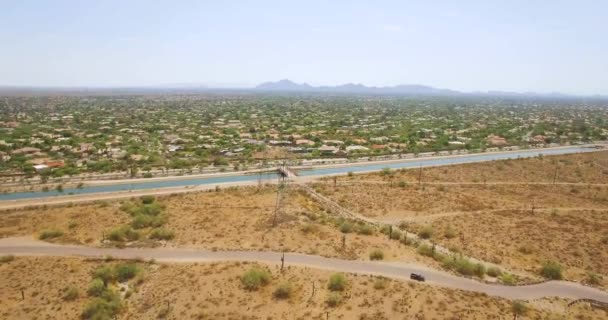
[0,186,437,268]
[1,256,606,320]
[406,209,608,286]
[330,150,608,184]
[312,183,608,219]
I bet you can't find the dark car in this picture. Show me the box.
[410,273,425,282]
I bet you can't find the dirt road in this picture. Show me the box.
[1,237,606,303]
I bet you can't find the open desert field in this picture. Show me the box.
[310,151,608,286]
[0,186,439,268]
[406,208,608,286]
[312,151,608,220]
[330,150,608,184]
[1,256,606,320]
[312,183,608,220]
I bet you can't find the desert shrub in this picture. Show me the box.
[115,263,140,282]
[540,261,563,280]
[149,228,175,240]
[108,226,140,242]
[241,268,271,290]
[444,227,457,239]
[487,267,502,277]
[356,224,374,235]
[389,229,402,240]
[586,272,602,285]
[326,292,343,307]
[416,244,434,257]
[140,195,156,204]
[140,202,163,216]
[369,249,384,261]
[347,171,354,177]
[39,229,63,240]
[87,279,106,297]
[131,214,166,229]
[273,282,293,299]
[511,301,528,316]
[474,263,486,278]
[373,278,387,290]
[378,224,388,233]
[93,265,115,284]
[339,222,353,233]
[444,257,477,276]
[328,273,347,291]
[400,235,414,246]
[500,273,516,285]
[0,255,15,263]
[418,226,433,239]
[300,223,317,233]
[64,286,79,301]
[81,290,122,320]
[398,181,407,188]
[119,201,138,215]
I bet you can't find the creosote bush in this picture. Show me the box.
[389,229,402,240]
[115,263,140,282]
[87,279,106,297]
[94,265,115,284]
[81,291,122,320]
[444,227,457,239]
[273,282,293,299]
[500,273,516,285]
[356,224,374,235]
[140,195,156,204]
[369,249,384,261]
[328,273,347,291]
[326,292,343,307]
[241,268,271,290]
[39,229,64,240]
[0,255,15,263]
[149,228,175,240]
[339,222,353,233]
[107,226,140,242]
[586,272,602,285]
[487,266,502,278]
[540,261,563,280]
[511,301,528,316]
[418,226,433,239]
[64,286,79,301]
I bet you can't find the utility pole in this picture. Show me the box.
[280,252,285,272]
[418,165,423,186]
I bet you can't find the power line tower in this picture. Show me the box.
[273,159,290,226]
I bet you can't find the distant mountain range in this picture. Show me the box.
[1,80,606,99]
[254,79,606,99]
[255,79,459,95]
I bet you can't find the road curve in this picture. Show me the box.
[1,237,607,303]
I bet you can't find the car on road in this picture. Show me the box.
[410,273,425,282]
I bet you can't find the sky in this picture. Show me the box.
[1,0,607,95]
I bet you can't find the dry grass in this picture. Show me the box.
[407,209,608,285]
[0,186,434,266]
[336,150,608,184]
[2,256,606,319]
[313,183,608,219]
[0,202,129,244]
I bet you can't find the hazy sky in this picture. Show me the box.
[2,1,607,94]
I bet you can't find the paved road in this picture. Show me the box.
[1,237,606,303]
